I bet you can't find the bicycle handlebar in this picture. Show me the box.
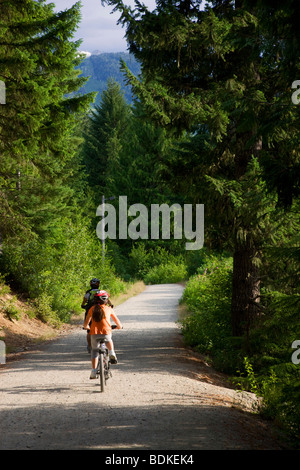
[82,325,122,330]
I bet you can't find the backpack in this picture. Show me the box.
[86,288,99,310]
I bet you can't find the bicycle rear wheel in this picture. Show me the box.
[99,353,105,392]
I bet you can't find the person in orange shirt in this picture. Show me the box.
[83,290,123,379]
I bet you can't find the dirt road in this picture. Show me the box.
[0,284,281,450]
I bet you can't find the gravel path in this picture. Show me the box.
[0,284,281,450]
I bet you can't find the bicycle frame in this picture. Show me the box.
[97,340,112,392]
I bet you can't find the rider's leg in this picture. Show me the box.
[90,335,100,378]
[105,339,118,364]
[91,356,98,369]
[87,331,91,348]
[84,309,91,352]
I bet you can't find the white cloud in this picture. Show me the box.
[50,0,156,53]
[78,50,92,58]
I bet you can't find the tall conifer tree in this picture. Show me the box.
[103,0,300,336]
[81,78,131,201]
[0,0,95,238]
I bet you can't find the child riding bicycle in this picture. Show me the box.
[83,290,123,379]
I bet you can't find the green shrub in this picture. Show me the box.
[144,261,188,284]
[3,300,22,321]
[260,365,300,444]
[34,292,61,327]
[129,244,178,279]
[0,274,11,295]
[180,255,235,371]
[128,244,188,284]
[0,217,128,324]
[128,244,152,279]
[244,290,300,443]
[180,245,300,443]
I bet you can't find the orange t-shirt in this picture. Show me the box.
[84,304,117,335]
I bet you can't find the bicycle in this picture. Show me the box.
[97,338,111,392]
[96,325,118,392]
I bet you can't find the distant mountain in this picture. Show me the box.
[77,52,141,105]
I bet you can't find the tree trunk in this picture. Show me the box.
[231,112,262,337]
[231,239,261,337]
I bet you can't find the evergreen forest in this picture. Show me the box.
[0,0,299,444]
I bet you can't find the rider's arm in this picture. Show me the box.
[81,292,90,308]
[110,311,123,330]
[83,307,93,329]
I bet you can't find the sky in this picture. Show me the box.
[49,0,157,54]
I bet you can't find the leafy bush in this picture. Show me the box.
[0,275,11,295]
[33,292,61,327]
[144,261,188,284]
[180,254,236,371]
[129,244,187,282]
[2,300,22,321]
[0,218,127,324]
[180,247,300,443]
[243,289,300,443]
[260,364,300,443]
